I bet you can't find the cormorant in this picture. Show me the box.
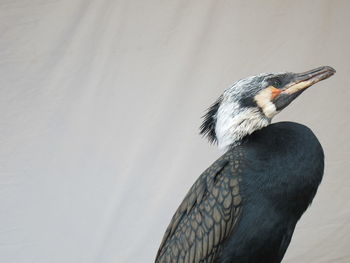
[155,66,335,263]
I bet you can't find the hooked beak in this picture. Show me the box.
[273,66,336,111]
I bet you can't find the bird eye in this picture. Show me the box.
[271,78,282,87]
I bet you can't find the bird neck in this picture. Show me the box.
[215,107,270,151]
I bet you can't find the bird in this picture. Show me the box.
[155,66,336,263]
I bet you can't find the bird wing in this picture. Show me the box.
[155,151,243,263]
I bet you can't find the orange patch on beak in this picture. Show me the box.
[269,86,282,100]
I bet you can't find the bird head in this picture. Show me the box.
[200,66,336,150]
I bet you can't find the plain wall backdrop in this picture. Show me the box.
[1,0,349,262]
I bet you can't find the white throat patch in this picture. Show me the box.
[254,88,279,118]
[215,99,270,151]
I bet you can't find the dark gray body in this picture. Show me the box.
[156,122,324,263]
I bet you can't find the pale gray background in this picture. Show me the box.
[1,0,349,262]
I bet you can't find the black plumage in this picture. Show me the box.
[156,147,243,262]
[155,66,335,263]
[156,122,323,263]
[200,96,223,144]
